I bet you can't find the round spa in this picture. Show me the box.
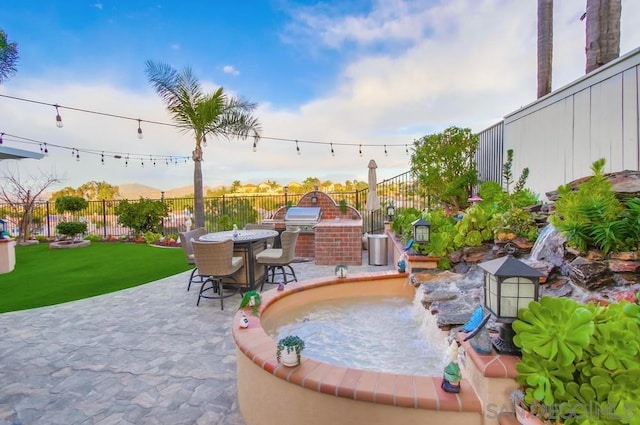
[232,272,483,425]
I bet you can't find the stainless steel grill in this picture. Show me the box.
[284,207,321,233]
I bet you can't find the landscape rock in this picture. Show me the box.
[569,257,614,290]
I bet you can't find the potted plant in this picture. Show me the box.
[512,294,640,425]
[277,335,305,367]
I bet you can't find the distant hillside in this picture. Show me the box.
[117,183,163,199]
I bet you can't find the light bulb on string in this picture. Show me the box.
[384,145,388,156]
[137,119,143,139]
[165,158,169,166]
[359,145,362,157]
[71,148,75,157]
[0,132,4,144]
[54,105,63,128]
[296,140,300,155]
[252,139,257,152]
[330,143,335,157]
[202,135,207,147]
[405,144,409,155]
[75,151,80,162]
[43,143,48,156]
[141,158,144,167]
[101,152,105,165]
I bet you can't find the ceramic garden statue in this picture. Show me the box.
[441,340,462,393]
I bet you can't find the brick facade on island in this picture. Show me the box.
[269,191,363,265]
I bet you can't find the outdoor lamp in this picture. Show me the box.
[311,184,318,204]
[412,218,431,243]
[479,255,543,355]
[386,203,395,221]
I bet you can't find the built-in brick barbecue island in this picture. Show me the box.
[266,190,363,266]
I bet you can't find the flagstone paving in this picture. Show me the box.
[0,253,393,425]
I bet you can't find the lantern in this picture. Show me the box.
[411,218,431,243]
[386,203,395,221]
[479,255,543,354]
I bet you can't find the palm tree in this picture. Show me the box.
[584,0,621,74]
[537,0,553,98]
[145,61,261,228]
[0,29,19,84]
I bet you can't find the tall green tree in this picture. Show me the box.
[410,126,479,211]
[0,29,18,84]
[584,0,621,73]
[145,61,261,228]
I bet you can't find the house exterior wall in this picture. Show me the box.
[501,47,640,200]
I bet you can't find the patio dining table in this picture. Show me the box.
[200,229,278,291]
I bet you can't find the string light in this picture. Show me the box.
[137,119,143,139]
[330,143,335,157]
[101,152,105,165]
[405,144,409,155]
[0,132,3,144]
[125,155,129,167]
[2,94,414,150]
[359,144,362,157]
[75,151,80,161]
[384,145,388,156]
[296,140,300,155]
[202,135,207,147]
[252,139,257,152]
[54,104,63,128]
[43,143,49,156]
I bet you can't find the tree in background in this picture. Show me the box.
[537,0,553,98]
[50,181,120,201]
[410,126,479,211]
[115,198,169,237]
[0,29,18,84]
[584,0,621,73]
[0,170,60,243]
[145,61,261,229]
[54,196,89,240]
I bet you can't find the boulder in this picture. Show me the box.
[569,257,614,290]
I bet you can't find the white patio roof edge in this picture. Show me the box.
[0,146,45,160]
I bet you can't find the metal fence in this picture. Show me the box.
[0,171,430,239]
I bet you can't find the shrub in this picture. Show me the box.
[55,196,88,214]
[114,198,168,237]
[56,221,88,238]
[84,234,102,242]
[144,231,162,244]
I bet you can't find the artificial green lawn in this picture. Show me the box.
[0,242,191,313]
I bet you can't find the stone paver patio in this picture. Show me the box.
[0,253,393,425]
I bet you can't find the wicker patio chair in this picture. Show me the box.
[191,240,244,309]
[178,227,208,291]
[255,228,299,291]
[244,222,277,248]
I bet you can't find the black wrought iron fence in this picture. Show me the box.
[0,171,427,238]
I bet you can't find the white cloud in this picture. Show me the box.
[93,2,103,10]
[2,0,639,193]
[170,43,181,50]
[223,65,240,76]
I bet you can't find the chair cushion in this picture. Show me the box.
[231,256,243,268]
[256,249,283,263]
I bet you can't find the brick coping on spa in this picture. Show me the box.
[458,334,519,379]
[232,272,482,414]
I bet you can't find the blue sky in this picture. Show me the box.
[1,0,639,193]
